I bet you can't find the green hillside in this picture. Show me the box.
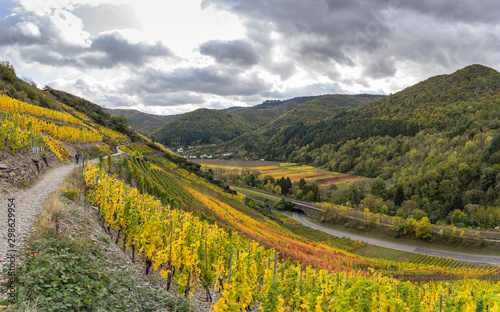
[261,94,381,129]
[150,108,250,146]
[105,108,178,136]
[219,65,500,227]
[227,95,324,128]
[209,94,380,158]
[351,64,500,130]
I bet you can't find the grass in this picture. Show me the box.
[353,245,416,262]
[232,186,280,204]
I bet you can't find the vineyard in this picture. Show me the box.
[196,161,360,186]
[120,143,158,156]
[0,95,130,160]
[83,152,500,311]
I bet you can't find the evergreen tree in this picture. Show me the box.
[298,178,306,190]
[394,185,405,207]
[451,193,464,211]
[286,177,293,193]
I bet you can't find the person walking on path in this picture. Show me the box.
[75,153,79,165]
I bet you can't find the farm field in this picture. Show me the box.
[194,159,360,186]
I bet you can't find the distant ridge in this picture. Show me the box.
[106,108,179,136]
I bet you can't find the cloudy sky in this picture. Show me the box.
[1,0,499,115]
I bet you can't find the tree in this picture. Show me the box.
[286,177,293,192]
[273,196,296,211]
[451,194,464,211]
[394,185,405,207]
[0,60,16,82]
[298,178,306,190]
[416,217,433,240]
[305,190,316,202]
[480,167,496,191]
[411,208,427,221]
[400,200,419,218]
[274,185,282,195]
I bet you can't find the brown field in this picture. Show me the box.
[193,159,281,167]
[316,175,360,185]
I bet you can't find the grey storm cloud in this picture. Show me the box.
[363,58,397,79]
[127,66,269,98]
[200,39,259,66]
[88,32,173,68]
[0,10,172,68]
[141,93,207,107]
[204,0,500,80]
[72,3,142,35]
[402,0,500,24]
[0,13,59,47]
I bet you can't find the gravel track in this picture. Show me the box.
[0,162,78,282]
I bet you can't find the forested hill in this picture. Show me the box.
[230,64,500,160]
[106,108,179,136]
[225,95,324,129]
[224,64,500,226]
[259,94,383,130]
[351,64,500,130]
[150,108,250,146]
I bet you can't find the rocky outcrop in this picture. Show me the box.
[0,151,58,187]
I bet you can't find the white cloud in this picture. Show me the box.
[17,21,40,38]
[49,9,90,47]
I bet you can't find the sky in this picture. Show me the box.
[0,0,499,115]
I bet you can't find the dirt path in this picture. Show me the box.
[0,163,76,274]
[0,151,122,277]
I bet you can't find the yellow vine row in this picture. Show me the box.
[84,163,500,311]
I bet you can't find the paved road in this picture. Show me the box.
[292,211,500,266]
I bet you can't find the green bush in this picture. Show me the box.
[273,196,296,211]
[62,187,79,201]
[416,217,434,240]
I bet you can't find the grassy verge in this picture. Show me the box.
[1,169,192,312]
[232,186,280,204]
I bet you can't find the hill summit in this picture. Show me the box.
[151,108,250,146]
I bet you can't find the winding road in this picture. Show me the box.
[293,211,500,265]
[236,186,500,265]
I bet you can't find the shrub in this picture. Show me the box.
[416,217,433,240]
[61,187,79,201]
